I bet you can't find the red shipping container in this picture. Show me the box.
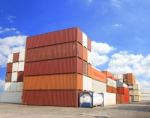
[17,71,24,82]
[117,87,129,95]
[26,27,83,49]
[23,90,80,107]
[6,63,12,73]
[24,57,84,76]
[13,52,19,62]
[26,42,84,62]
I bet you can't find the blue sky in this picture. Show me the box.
[0,0,150,89]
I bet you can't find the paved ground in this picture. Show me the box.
[0,101,150,118]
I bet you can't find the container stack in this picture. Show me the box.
[23,27,94,107]
[124,73,141,102]
[103,71,116,93]
[116,80,129,104]
[1,51,25,103]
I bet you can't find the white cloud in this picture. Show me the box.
[112,23,122,28]
[138,80,150,89]
[111,0,122,8]
[0,27,20,35]
[91,41,114,66]
[7,16,16,23]
[107,51,150,88]
[92,41,114,54]
[0,35,27,67]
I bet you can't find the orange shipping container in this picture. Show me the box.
[88,64,106,83]
[123,73,135,85]
[24,74,83,90]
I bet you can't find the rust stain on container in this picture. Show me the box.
[17,71,24,82]
[5,73,11,82]
[26,42,83,62]
[13,53,19,62]
[26,27,83,49]
[23,90,80,107]
[24,57,83,76]
[24,74,83,90]
[6,63,12,73]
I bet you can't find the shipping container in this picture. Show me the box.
[24,74,83,90]
[24,57,84,76]
[26,42,84,62]
[13,53,19,62]
[17,82,23,91]
[0,92,22,104]
[100,93,116,106]
[11,72,18,82]
[17,71,24,82]
[92,80,106,93]
[83,76,92,91]
[18,62,24,71]
[19,51,25,62]
[117,87,129,95]
[129,90,141,96]
[116,94,129,104]
[23,90,80,107]
[123,73,136,85]
[6,63,12,73]
[107,78,116,88]
[26,27,83,49]
[87,51,92,64]
[106,86,116,93]
[12,62,19,72]
[88,65,106,83]
[4,82,11,91]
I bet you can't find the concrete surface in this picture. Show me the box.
[0,101,150,118]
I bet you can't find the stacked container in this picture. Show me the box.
[1,51,25,103]
[116,80,129,104]
[23,27,94,107]
[103,71,116,93]
[124,73,141,102]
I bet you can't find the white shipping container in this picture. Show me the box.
[100,92,116,106]
[18,62,24,71]
[133,84,140,90]
[82,32,88,48]
[12,62,19,72]
[131,95,141,102]
[11,72,18,82]
[7,54,13,63]
[19,51,25,62]
[129,90,141,96]
[4,82,11,92]
[87,51,92,64]
[17,82,23,91]
[92,80,106,93]
[107,78,116,88]
[83,76,92,91]
[141,89,150,94]
[114,74,123,80]
[10,82,17,92]
[0,92,22,104]
[79,92,103,107]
